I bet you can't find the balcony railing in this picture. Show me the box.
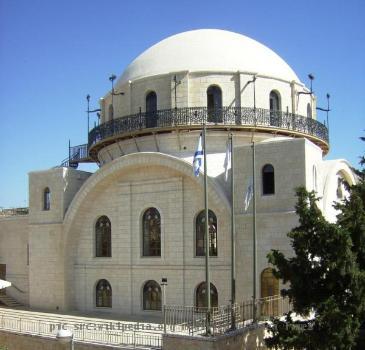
[88,107,329,155]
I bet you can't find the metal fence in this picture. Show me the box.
[88,106,329,151]
[164,295,291,336]
[0,208,29,217]
[0,309,162,349]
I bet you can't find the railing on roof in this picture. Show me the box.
[0,208,29,217]
[88,106,329,157]
[163,295,291,336]
[0,308,162,349]
[58,143,90,169]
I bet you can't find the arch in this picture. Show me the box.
[95,216,111,257]
[269,90,281,126]
[43,187,51,211]
[142,208,161,256]
[143,280,161,311]
[195,282,218,308]
[195,209,217,256]
[262,164,275,195]
[307,102,312,118]
[261,268,279,316]
[146,91,157,128]
[95,279,112,307]
[63,153,231,309]
[207,85,222,123]
[108,104,114,121]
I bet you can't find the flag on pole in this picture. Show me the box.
[223,137,231,182]
[193,133,203,176]
[244,177,253,211]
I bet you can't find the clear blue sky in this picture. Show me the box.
[0,0,364,208]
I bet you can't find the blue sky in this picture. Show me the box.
[0,0,364,208]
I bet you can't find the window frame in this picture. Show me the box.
[195,209,218,257]
[195,281,218,308]
[95,216,112,258]
[43,187,51,211]
[95,279,112,308]
[142,280,162,311]
[142,207,161,257]
[262,164,275,195]
[206,85,223,123]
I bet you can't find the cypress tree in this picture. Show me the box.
[266,136,365,349]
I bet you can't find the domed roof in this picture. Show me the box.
[117,29,300,86]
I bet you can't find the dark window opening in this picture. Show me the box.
[262,164,275,195]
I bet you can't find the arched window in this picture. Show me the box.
[108,104,114,121]
[142,208,161,256]
[207,85,222,123]
[96,279,112,307]
[269,91,281,126]
[146,91,157,128]
[262,164,275,195]
[43,187,50,211]
[143,280,161,310]
[261,268,279,316]
[196,210,217,257]
[95,216,111,257]
[307,102,312,118]
[195,282,218,308]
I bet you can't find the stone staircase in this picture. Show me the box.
[0,294,24,308]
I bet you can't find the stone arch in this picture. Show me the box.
[62,152,231,308]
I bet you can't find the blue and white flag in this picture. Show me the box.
[193,133,203,177]
[223,138,231,182]
[244,177,254,211]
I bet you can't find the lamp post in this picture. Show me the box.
[86,95,101,140]
[56,329,74,350]
[161,277,168,334]
[316,93,331,134]
[173,75,181,109]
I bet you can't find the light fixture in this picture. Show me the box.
[56,329,74,350]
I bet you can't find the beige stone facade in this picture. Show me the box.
[0,29,356,316]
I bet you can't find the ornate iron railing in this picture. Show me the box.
[88,107,329,151]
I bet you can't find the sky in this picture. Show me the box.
[0,0,364,208]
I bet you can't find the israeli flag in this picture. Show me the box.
[223,138,231,182]
[193,133,203,177]
[244,177,254,211]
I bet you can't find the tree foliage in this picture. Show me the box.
[265,135,365,349]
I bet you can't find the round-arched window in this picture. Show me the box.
[142,208,161,256]
[143,280,161,311]
[195,282,218,308]
[96,279,112,308]
[95,216,111,257]
[196,210,217,257]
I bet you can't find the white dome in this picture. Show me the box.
[117,29,300,86]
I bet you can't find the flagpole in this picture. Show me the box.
[203,124,211,335]
[230,133,236,329]
[252,140,257,322]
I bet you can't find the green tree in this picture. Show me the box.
[265,136,365,349]
[265,188,365,349]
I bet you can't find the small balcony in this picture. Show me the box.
[88,107,329,160]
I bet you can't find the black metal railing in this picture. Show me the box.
[88,107,329,151]
[58,143,89,168]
